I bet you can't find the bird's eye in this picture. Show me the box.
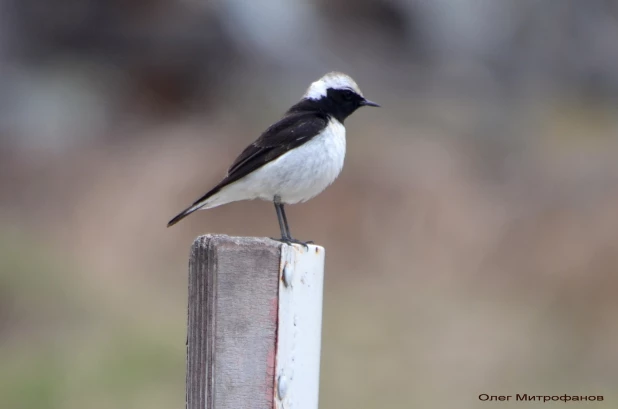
[342,90,355,100]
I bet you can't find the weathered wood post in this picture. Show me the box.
[186,235,325,409]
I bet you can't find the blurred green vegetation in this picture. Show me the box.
[0,235,184,409]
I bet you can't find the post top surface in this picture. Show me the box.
[191,234,325,254]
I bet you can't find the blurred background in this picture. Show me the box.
[1,0,618,408]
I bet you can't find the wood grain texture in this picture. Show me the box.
[186,235,282,409]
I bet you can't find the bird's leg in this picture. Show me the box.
[280,204,314,248]
[280,203,291,239]
[272,200,313,250]
[273,198,289,240]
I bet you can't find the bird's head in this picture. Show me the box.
[303,72,379,122]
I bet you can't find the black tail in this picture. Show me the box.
[167,205,200,227]
[166,185,223,227]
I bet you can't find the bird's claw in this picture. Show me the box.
[271,237,313,250]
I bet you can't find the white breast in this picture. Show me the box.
[199,117,346,209]
[260,117,346,204]
[229,118,347,203]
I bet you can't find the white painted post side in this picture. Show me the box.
[186,235,325,409]
[275,243,325,409]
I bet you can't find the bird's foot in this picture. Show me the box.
[271,237,314,250]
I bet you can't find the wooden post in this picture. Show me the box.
[186,235,325,409]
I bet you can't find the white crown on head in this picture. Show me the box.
[304,72,363,100]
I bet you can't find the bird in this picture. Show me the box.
[167,72,379,246]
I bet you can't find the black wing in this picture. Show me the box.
[227,111,328,179]
[167,111,328,227]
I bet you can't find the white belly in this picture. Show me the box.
[204,118,346,208]
[247,117,346,203]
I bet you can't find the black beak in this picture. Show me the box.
[361,99,380,107]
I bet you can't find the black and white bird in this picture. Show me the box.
[167,72,379,246]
